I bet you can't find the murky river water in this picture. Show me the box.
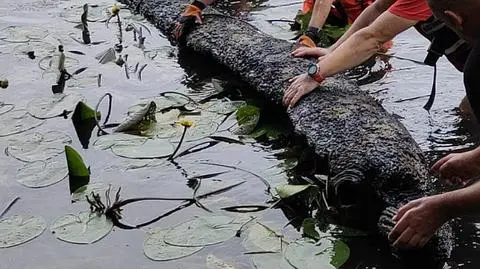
[0,0,478,268]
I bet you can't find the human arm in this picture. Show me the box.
[284,12,418,107]
[174,0,217,41]
[329,0,396,51]
[389,181,480,249]
[292,0,396,58]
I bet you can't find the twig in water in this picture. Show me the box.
[0,197,20,219]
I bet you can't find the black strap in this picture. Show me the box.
[423,64,437,111]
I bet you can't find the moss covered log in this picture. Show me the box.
[120,0,452,265]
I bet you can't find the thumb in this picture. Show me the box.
[195,14,203,24]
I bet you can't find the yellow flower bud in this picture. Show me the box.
[0,79,8,89]
[179,119,194,128]
[111,4,121,16]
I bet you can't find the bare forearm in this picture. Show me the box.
[309,0,335,28]
[441,181,480,218]
[319,29,383,77]
[331,5,383,50]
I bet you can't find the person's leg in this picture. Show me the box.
[297,0,335,47]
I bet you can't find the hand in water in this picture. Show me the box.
[431,147,480,184]
[388,196,448,249]
[283,74,321,108]
[291,47,330,58]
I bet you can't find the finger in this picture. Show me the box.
[407,234,424,249]
[283,87,296,105]
[438,161,458,182]
[388,213,411,241]
[291,48,303,56]
[289,89,305,108]
[393,227,415,249]
[419,235,432,247]
[431,154,456,174]
[392,201,418,221]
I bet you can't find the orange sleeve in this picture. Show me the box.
[388,0,432,21]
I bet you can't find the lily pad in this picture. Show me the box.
[71,183,117,202]
[250,253,294,269]
[59,4,109,23]
[50,212,113,244]
[0,26,49,43]
[275,185,313,199]
[0,215,46,248]
[206,254,235,269]
[202,100,246,115]
[284,238,350,269]
[92,133,147,150]
[143,228,204,261]
[0,103,14,115]
[115,101,156,133]
[13,41,56,59]
[0,110,44,137]
[6,131,71,162]
[244,222,285,253]
[111,139,174,159]
[163,215,245,247]
[131,95,190,113]
[26,93,84,119]
[16,158,67,188]
[233,104,260,135]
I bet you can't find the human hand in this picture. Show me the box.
[291,47,330,59]
[173,4,203,42]
[283,74,321,108]
[431,148,480,185]
[388,196,449,249]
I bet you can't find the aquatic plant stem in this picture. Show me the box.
[168,126,188,161]
[0,197,20,219]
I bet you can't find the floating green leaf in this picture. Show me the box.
[302,218,320,240]
[249,253,294,269]
[331,240,350,268]
[132,95,190,113]
[71,101,100,149]
[143,228,203,261]
[65,145,89,194]
[59,4,109,23]
[163,215,245,247]
[71,183,118,202]
[6,131,71,162]
[0,110,44,137]
[50,212,113,244]
[0,216,46,248]
[111,139,174,159]
[26,93,84,119]
[203,100,245,115]
[0,26,48,43]
[275,184,312,199]
[284,238,350,269]
[16,158,67,188]
[233,104,260,135]
[93,133,147,150]
[244,222,285,253]
[115,101,156,133]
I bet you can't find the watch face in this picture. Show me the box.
[307,64,317,76]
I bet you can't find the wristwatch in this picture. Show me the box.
[307,63,325,83]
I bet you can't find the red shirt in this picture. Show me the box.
[388,0,432,21]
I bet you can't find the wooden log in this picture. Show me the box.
[120,0,452,265]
